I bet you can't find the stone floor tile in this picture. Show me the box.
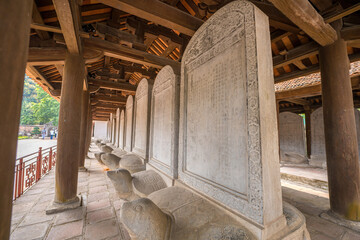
[11,222,49,240]
[13,194,40,204]
[19,211,54,227]
[38,194,54,203]
[306,215,345,239]
[12,202,34,214]
[86,208,115,224]
[112,199,126,211]
[25,187,45,195]
[88,192,109,203]
[89,181,107,188]
[46,220,83,240]
[87,199,111,212]
[84,219,119,240]
[89,185,107,194]
[341,230,360,239]
[55,207,86,225]
[30,200,52,213]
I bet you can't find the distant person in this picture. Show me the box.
[42,128,46,140]
[55,129,58,139]
[50,129,55,140]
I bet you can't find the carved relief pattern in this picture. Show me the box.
[25,163,36,188]
[179,1,263,224]
[135,79,148,100]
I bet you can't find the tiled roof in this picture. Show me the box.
[275,61,360,93]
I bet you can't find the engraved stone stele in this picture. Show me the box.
[131,78,152,160]
[100,145,113,153]
[310,107,360,168]
[124,96,134,152]
[120,79,152,174]
[279,112,307,164]
[119,109,125,149]
[121,1,309,239]
[115,108,120,147]
[101,153,121,170]
[148,65,180,180]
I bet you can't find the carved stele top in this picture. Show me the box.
[116,108,120,118]
[120,109,124,120]
[179,0,285,231]
[132,78,152,159]
[149,66,180,179]
[126,95,133,109]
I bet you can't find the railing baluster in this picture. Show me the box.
[13,145,56,201]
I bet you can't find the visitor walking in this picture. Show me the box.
[55,129,58,139]
[42,128,46,140]
[50,129,54,140]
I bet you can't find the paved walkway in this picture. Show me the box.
[9,144,360,239]
[17,139,57,158]
[10,144,130,240]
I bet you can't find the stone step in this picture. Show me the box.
[281,172,328,190]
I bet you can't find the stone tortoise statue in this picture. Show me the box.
[94,145,113,166]
[107,169,167,200]
[120,186,255,240]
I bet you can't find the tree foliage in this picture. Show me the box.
[20,76,60,126]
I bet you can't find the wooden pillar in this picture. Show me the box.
[85,103,92,157]
[0,2,32,238]
[55,53,84,203]
[304,106,312,159]
[79,90,89,169]
[319,20,360,221]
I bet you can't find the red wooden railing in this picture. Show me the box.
[13,145,57,201]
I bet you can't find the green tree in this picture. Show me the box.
[31,126,41,135]
[20,76,60,126]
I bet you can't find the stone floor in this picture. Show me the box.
[10,145,130,240]
[9,145,360,239]
[281,166,328,182]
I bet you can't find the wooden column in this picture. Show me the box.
[0,2,32,238]
[79,90,89,169]
[319,20,360,221]
[304,106,312,159]
[55,53,84,203]
[85,103,92,157]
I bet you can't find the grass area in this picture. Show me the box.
[18,136,30,140]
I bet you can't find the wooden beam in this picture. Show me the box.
[27,46,103,65]
[98,0,203,36]
[271,30,292,43]
[286,98,310,105]
[275,52,360,83]
[96,22,146,50]
[268,0,337,46]
[52,0,82,54]
[83,37,181,73]
[26,65,55,90]
[92,95,127,104]
[113,63,157,78]
[273,41,319,69]
[30,22,90,38]
[32,2,50,40]
[88,78,136,93]
[325,3,360,24]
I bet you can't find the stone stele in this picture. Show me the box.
[148,65,180,180]
[119,109,125,149]
[121,1,309,239]
[124,95,134,152]
[279,112,307,164]
[310,107,360,168]
[131,78,152,160]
